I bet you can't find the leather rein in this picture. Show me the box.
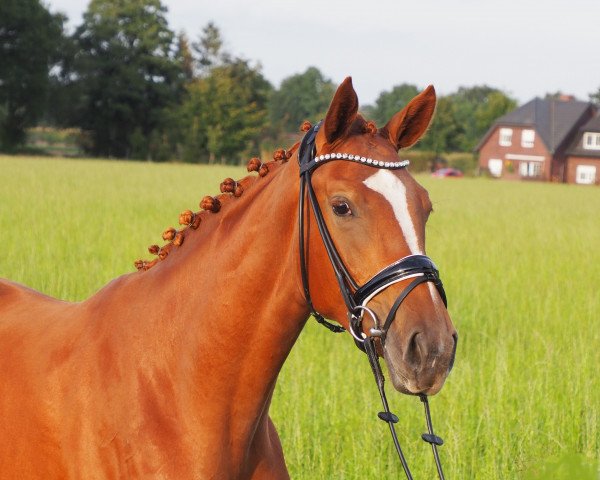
[297,122,447,479]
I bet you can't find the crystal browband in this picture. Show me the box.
[314,153,410,169]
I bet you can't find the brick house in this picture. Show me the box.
[476,97,598,184]
[565,115,600,185]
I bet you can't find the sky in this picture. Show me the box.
[47,0,600,106]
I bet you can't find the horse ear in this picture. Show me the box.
[381,85,436,150]
[322,77,359,144]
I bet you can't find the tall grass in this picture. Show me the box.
[1,156,599,478]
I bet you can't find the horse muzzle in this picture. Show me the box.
[383,327,458,395]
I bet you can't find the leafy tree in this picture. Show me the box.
[367,84,514,154]
[176,32,195,82]
[269,67,335,133]
[69,0,183,158]
[419,96,464,154]
[177,59,272,164]
[42,34,83,128]
[171,23,272,164]
[475,91,517,138]
[448,85,516,151]
[370,83,420,127]
[0,0,64,149]
[192,22,231,74]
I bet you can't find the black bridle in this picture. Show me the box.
[298,122,448,479]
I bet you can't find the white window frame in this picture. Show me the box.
[519,161,542,178]
[583,132,600,150]
[521,129,535,148]
[530,162,542,177]
[499,128,513,146]
[519,162,528,176]
[575,165,596,184]
[488,158,503,177]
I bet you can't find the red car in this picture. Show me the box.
[431,168,464,178]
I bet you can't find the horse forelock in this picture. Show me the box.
[347,115,376,137]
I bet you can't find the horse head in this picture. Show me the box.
[304,78,457,395]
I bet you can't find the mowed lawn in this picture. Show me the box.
[1,155,599,479]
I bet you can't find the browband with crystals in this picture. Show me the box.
[315,153,409,169]
[297,121,410,174]
[300,152,410,174]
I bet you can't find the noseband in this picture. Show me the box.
[298,122,448,480]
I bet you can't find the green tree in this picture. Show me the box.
[370,83,420,127]
[475,91,517,138]
[448,85,516,151]
[269,67,335,133]
[419,96,464,154]
[177,60,272,164]
[0,0,64,149]
[171,23,272,164]
[192,22,230,74]
[176,31,195,82]
[70,0,183,158]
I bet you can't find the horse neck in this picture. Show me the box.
[87,159,309,433]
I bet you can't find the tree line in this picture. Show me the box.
[3,0,596,164]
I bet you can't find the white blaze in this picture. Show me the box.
[363,169,423,254]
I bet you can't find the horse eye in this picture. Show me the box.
[332,202,352,217]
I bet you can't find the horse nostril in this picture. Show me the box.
[449,332,458,371]
[404,331,427,370]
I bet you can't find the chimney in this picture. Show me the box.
[558,94,575,102]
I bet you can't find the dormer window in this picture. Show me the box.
[499,128,512,146]
[521,129,535,148]
[583,132,600,150]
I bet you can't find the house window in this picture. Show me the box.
[521,129,535,148]
[575,165,596,184]
[499,128,513,146]
[519,161,542,178]
[583,132,600,150]
[488,159,503,177]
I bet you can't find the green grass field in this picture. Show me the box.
[1,155,599,478]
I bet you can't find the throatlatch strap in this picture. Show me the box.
[314,312,345,333]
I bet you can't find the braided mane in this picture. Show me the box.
[134,116,379,271]
[133,134,305,271]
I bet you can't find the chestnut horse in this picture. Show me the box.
[0,78,456,479]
